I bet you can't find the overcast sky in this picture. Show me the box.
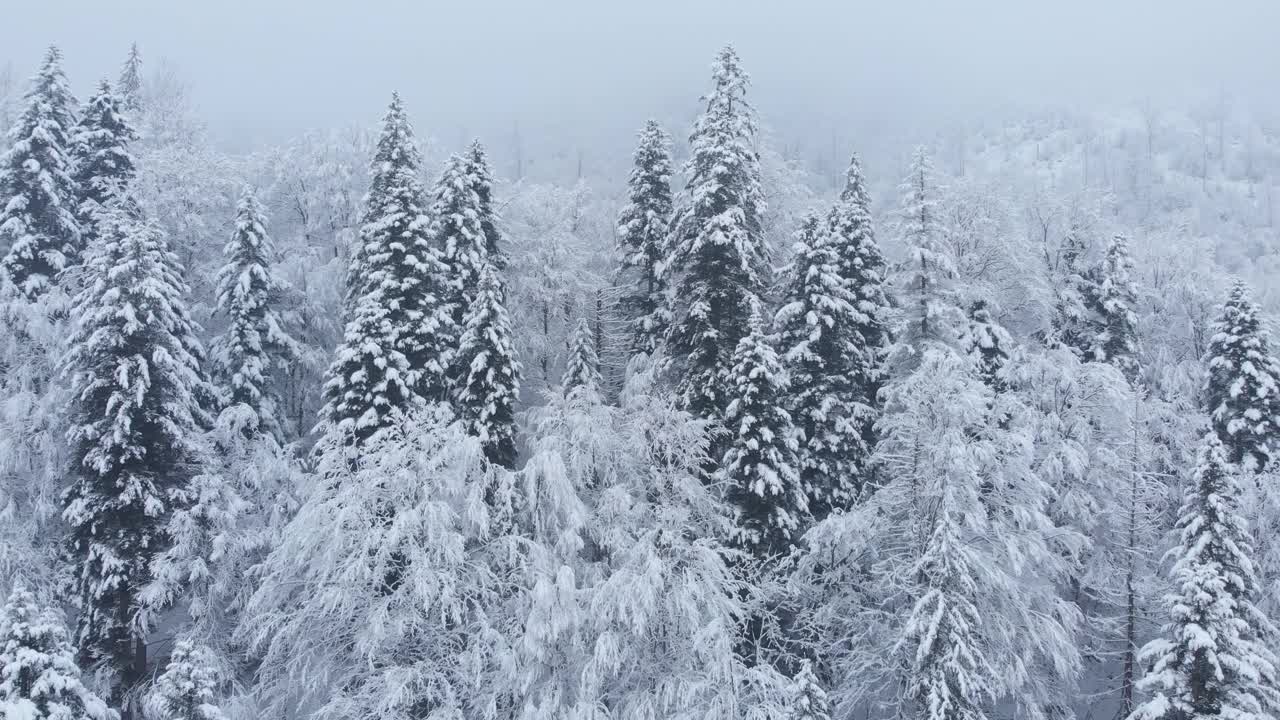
[3,0,1279,153]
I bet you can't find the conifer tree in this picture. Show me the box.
[322,94,448,437]
[1092,234,1139,378]
[789,661,832,720]
[562,316,601,394]
[70,80,137,258]
[0,586,114,720]
[432,152,488,342]
[666,46,768,423]
[454,262,520,468]
[1205,280,1280,473]
[826,153,890,374]
[0,46,80,298]
[212,186,299,438]
[1131,435,1280,720]
[775,213,873,516]
[465,139,505,270]
[719,307,805,556]
[62,200,211,694]
[146,640,228,720]
[961,300,1012,393]
[117,43,143,115]
[616,119,674,355]
[1050,225,1098,358]
[889,145,959,367]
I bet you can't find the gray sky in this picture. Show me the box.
[4,0,1279,157]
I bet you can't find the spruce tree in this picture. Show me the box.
[789,660,832,720]
[117,43,143,115]
[666,45,768,423]
[0,587,114,720]
[775,213,873,516]
[212,186,299,438]
[465,139,505,270]
[432,152,487,343]
[62,200,211,694]
[562,316,601,394]
[453,262,520,469]
[0,46,80,298]
[322,94,449,438]
[1050,224,1099,358]
[1092,234,1139,378]
[719,307,805,556]
[1205,280,1280,473]
[826,153,890,372]
[889,145,959,366]
[146,640,228,720]
[961,300,1012,393]
[70,80,137,258]
[616,119,674,355]
[1131,435,1280,720]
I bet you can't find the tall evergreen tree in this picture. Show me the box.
[562,316,601,394]
[719,307,805,556]
[117,43,143,115]
[961,300,1012,394]
[889,145,959,367]
[70,80,137,259]
[62,200,211,696]
[0,46,80,298]
[465,139,505,270]
[665,45,768,423]
[1205,280,1280,473]
[826,153,890,371]
[454,262,520,469]
[432,152,487,344]
[774,214,873,516]
[321,94,449,438]
[1131,435,1280,720]
[212,186,299,438]
[1092,234,1139,378]
[0,587,114,720]
[616,119,674,355]
[1049,224,1098,358]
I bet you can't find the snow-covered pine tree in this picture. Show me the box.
[321,94,448,438]
[826,152,890,381]
[212,186,299,439]
[562,316,601,395]
[431,152,487,345]
[0,586,115,720]
[465,139,506,270]
[1131,434,1280,720]
[719,306,805,556]
[454,262,521,469]
[961,300,1013,393]
[117,43,143,115]
[1205,280,1280,473]
[0,46,80,298]
[62,200,211,695]
[789,660,832,720]
[665,45,768,423]
[1092,234,1139,378]
[70,80,137,265]
[1049,224,1099,358]
[888,145,960,370]
[615,119,674,355]
[774,213,873,516]
[145,639,228,720]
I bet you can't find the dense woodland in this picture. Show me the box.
[2,41,1280,720]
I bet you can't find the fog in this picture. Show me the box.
[3,0,1279,162]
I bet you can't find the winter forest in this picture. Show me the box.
[3,6,1280,720]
